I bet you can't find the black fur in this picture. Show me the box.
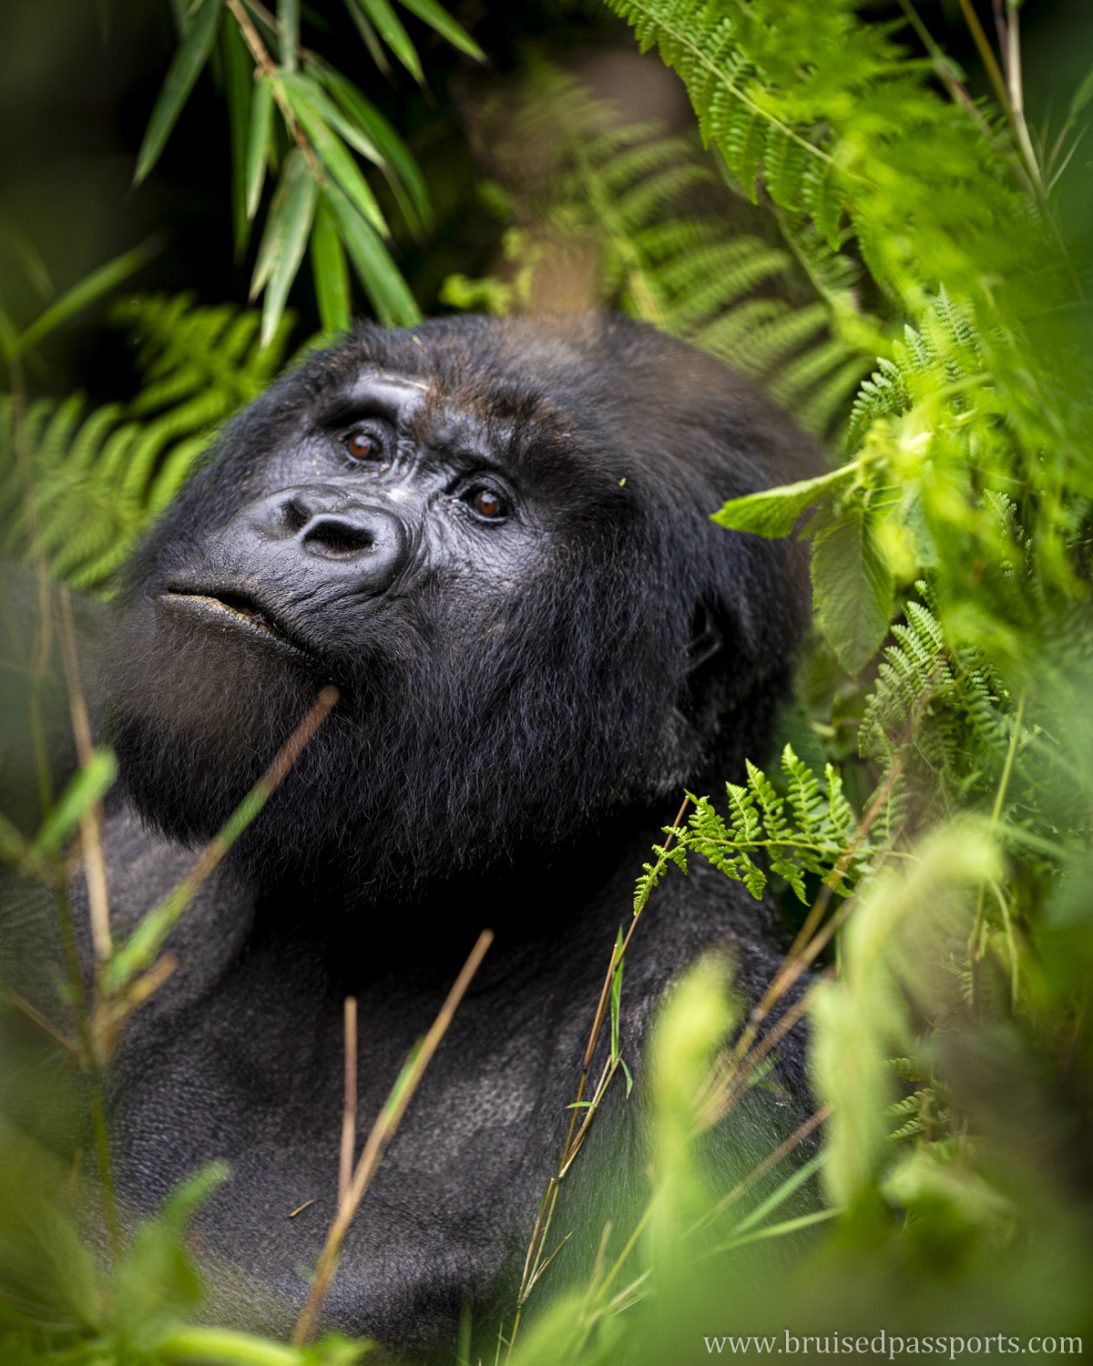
[82,315,817,1350]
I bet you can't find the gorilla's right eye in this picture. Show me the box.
[344,430,384,463]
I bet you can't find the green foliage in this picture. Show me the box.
[1,295,292,590]
[671,746,866,904]
[442,68,870,434]
[138,0,483,343]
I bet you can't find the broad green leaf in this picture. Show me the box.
[30,749,117,860]
[311,198,352,334]
[259,154,318,347]
[245,76,275,221]
[320,64,431,231]
[15,241,156,357]
[324,185,420,326]
[347,0,422,82]
[810,507,894,676]
[135,0,224,184]
[712,461,859,538]
[279,0,299,70]
[398,0,485,60]
[282,75,388,235]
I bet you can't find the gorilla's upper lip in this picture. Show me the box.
[159,585,313,658]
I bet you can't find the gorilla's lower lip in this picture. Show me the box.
[159,589,311,658]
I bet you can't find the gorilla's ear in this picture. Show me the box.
[687,602,723,674]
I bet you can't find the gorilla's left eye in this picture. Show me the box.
[465,486,510,521]
[344,430,384,462]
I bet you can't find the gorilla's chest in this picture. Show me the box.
[105,898,609,1344]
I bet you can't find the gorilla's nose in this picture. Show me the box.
[239,485,410,593]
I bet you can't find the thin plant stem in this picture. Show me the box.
[339,995,358,1209]
[292,929,494,1346]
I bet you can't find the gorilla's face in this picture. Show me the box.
[106,316,811,900]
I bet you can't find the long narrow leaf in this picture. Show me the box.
[311,199,352,335]
[319,65,431,232]
[260,159,317,346]
[245,77,275,221]
[135,0,224,184]
[30,750,118,861]
[323,185,419,327]
[347,0,422,81]
[15,241,157,357]
[250,148,308,300]
[282,70,383,165]
[397,0,484,60]
[282,75,388,234]
[222,19,253,257]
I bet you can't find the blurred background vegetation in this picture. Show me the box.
[2,0,1093,1363]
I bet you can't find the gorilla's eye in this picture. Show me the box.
[467,487,508,521]
[344,430,383,463]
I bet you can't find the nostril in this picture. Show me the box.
[281,497,309,534]
[301,516,376,559]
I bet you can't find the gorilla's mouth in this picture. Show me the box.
[159,587,311,658]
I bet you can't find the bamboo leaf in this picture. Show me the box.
[250,149,309,300]
[245,76,275,221]
[135,0,224,184]
[323,185,420,327]
[319,64,430,231]
[397,0,484,61]
[311,198,352,335]
[346,0,422,82]
[222,19,253,257]
[259,155,317,348]
[282,74,388,234]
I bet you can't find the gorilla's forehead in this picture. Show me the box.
[310,353,628,489]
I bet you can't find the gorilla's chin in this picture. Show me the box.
[104,594,336,849]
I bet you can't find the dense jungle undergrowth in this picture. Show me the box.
[1,0,1092,1362]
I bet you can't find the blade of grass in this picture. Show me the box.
[14,241,158,358]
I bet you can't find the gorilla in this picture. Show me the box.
[64,314,817,1350]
